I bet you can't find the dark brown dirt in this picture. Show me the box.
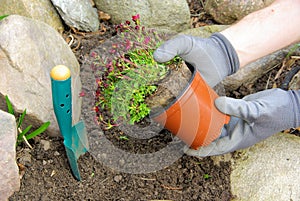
[9,0,299,200]
[145,61,192,114]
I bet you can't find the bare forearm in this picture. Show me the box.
[221,0,300,67]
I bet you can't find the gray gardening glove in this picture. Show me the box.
[153,33,240,87]
[185,88,300,157]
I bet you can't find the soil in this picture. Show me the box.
[9,0,299,201]
[145,61,192,114]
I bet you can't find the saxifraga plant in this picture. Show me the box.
[91,14,180,128]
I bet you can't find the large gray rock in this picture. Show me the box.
[0,0,64,32]
[205,0,274,24]
[231,133,300,200]
[51,0,99,32]
[0,110,20,200]
[0,15,82,137]
[182,25,229,38]
[94,0,190,33]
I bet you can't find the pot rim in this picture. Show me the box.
[150,62,196,118]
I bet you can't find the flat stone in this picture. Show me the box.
[0,0,64,32]
[231,133,300,200]
[94,0,190,33]
[0,15,82,137]
[41,140,51,151]
[0,110,20,200]
[51,0,99,32]
[204,0,274,24]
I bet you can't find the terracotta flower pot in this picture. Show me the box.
[152,64,230,150]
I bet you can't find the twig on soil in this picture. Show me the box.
[67,35,74,47]
[66,33,81,51]
[66,23,109,52]
[190,13,204,17]
[199,0,205,8]
[134,176,156,181]
[274,61,286,81]
[291,56,300,60]
[100,177,109,184]
[265,72,273,89]
[274,56,300,82]
[161,184,183,190]
[50,170,56,177]
[70,24,107,37]
[149,200,174,201]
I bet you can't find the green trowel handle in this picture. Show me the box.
[50,66,72,139]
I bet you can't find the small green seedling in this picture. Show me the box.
[0,15,9,20]
[203,173,212,180]
[286,43,300,58]
[119,135,129,140]
[5,95,50,147]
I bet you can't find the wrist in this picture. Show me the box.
[221,0,300,67]
[210,33,240,76]
[220,29,249,68]
[288,90,300,128]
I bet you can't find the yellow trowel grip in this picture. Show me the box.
[50,65,71,81]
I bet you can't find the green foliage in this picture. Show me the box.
[92,14,180,127]
[0,15,9,20]
[5,95,50,147]
[119,135,129,140]
[110,51,169,124]
[203,173,212,180]
[286,43,300,58]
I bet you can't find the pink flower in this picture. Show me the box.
[132,14,140,25]
[93,106,99,113]
[132,14,140,22]
[143,36,151,45]
[109,49,116,54]
[122,75,132,80]
[125,39,131,50]
[90,51,97,58]
[79,90,85,97]
[108,66,114,72]
[106,61,113,68]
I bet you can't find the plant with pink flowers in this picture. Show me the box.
[91,14,179,128]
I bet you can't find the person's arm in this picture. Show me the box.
[221,0,300,67]
[153,0,300,88]
[153,0,300,156]
[185,0,300,156]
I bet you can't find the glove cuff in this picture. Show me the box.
[288,90,300,128]
[210,33,240,76]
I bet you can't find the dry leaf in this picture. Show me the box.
[99,11,111,21]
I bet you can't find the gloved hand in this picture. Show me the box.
[185,88,300,157]
[153,33,240,87]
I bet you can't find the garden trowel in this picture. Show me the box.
[50,65,89,181]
